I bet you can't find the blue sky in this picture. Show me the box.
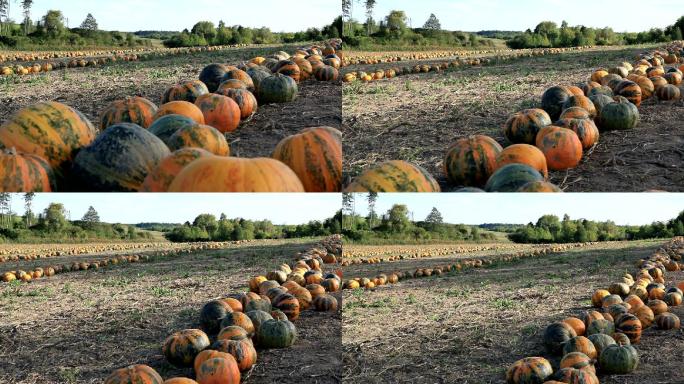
[8,194,340,224]
[354,0,681,32]
[7,0,339,32]
[349,194,684,226]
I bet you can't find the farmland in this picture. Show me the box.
[342,44,684,192]
[341,238,684,383]
[0,236,343,383]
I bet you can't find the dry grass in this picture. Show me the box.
[342,239,684,384]
[342,46,684,191]
[0,238,341,384]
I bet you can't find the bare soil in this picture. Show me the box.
[342,46,684,191]
[342,239,684,384]
[0,239,342,384]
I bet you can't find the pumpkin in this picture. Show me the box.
[194,94,241,133]
[613,80,642,106]
[220,312,255,337]
[141,148,214,192]
[505,357,552,384]
[100,96,158,130]
[550,368,599,384]
[345,160,440,192]
[272,126,342,192]
[162,80,209,103]
[647,299,668,315]
[271,309,288,321]
[245,310,274,334]
[246,67,272,92]
[655,84,681,101]
[495,144,548,179]
[313,294,338,312]
[598,344,639,374]
[169,157,304,192]
[555,118,599,150]
[559,352,596,374]
[199,63,232,92]
[104,365,163,384]
[257,74,298,103]
[543,322,577,354]
[632,305,655,328]
[272,293,300,321]
[321,278,340,292]
[664,292,682,306]
[164,378,198,384]
[586,319,614,336]
[602,294,623,308]
[255,318,297,348]
[221,69,255,93]
[536,127,582,171]
[484,163,544,192]
[587,333,616,356]
[562,95,597,118]
[154,101,205,125]
[655,312,680,329]
[612,332,631,346]
[306,283,326,298]
[503,109,552,145]
[0,148,55,192]
[443,135,503,187]
[614,313,642,343]
[314,65,339,81]
[196,356,241,384]
[562,318,586,337]
[162,329,210,367]
[541,86,572,120]
[217,79,247,93]
[559,107,590,120]
[217,88,258,120]
[217,326,249,341]
[210,338,257,372]
[274,60,301,82]
[148,114,197,146]
[598,101,639,131]
[516,180,561,192]
[634,76,655,99]
[562,336,596,359]
[193,350,232,376]
[0,101,96,169]
[200,300,234,334]
[167,123,229,156]
[71,123,170,191]
[591,290,610,308]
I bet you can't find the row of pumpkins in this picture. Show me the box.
[340,242,593,290]
[0,40,344,192]
[0,240,254,283]
[342,43,684,192]
[0,240,183,260]
[103,236,343,384]
[507,236,684,384]
[0,44,254,76]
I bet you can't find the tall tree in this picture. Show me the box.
[21,0,32,35]
[385,10,408,38]
[44,203,67,232]
[366,192,378,228]
[42,10,66,38]
[80,13,98,31]
[0,193,9,228]
[81,206,100,229]
[422,13,441,30]
[342,192,355,230]
[425,207,443,230]
[24,192,35,227]
[364,0,376,36]
[0,0,8,36]
[342,0,352,36]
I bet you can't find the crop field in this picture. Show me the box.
[342,45,684,192]
[0,237,342,384]
[341,238,684,383]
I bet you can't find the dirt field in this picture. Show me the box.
[0,238,342,384]
[342,46,684,191]
[0,44,342,159]
[342,239,684,384]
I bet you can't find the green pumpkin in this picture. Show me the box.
[256,319,297,348]
[257,73,298,103]
[244,298,272,313]
[543,322,577,355]
[588,86,613,98]
[599,344,639,374]
[586,318,615,336]
[148,114,196,146]
[162,329,210,367]
[541,86,572,120]
[199,63,230,92]
[199,300,233,335]
[71,123,170,191]
[247,67,272,92]
[588,333,616,356]
[245,310,274,334]
[597,101,639,131]
[484,164,544,192]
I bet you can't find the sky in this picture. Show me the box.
[349,193,684,226]
[353,0,681,32]
[7,0,339,32]
[7,194,341,225]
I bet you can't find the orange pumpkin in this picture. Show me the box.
[562,317,586,337]
[196,357,241,384]
[536,127,582,171]
[194,94,241,133]
[141,148,214,192]
[100,96,158,130]
[216,88,258,119]
[443,135,503,187]
[555,118,599,149]
[272,126,342,192]
[494,144,548,179]
[164,378,199,384]
[104,365,163,384]
[154,101,205,124]
[344,160,440,192]
[168,157,305,192]
[168,124,230,156]
[211,338,257,372]
[0,148,55,192]
[194,350,233,375]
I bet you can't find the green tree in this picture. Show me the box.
[80,13,98,31]
[425,207,443,231]
[44,203,67,232]
[471,226,481,241]
[364,0,376,36]
[367,192,378,228]
[42,10,66,38]
[21,0,33,35]
[386,204,410,233]
[0,0,8,36]
[81,206,100,229]
[24,192,35,227]
[422,13,441,30]
[0,193,10,229]
[192,21,216,41]
[384,10,407,38]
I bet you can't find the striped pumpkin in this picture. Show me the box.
[147,114,196,147]
[168,124,230,156]
[541,86,572,120]
[550,367,599,384]
[193,350,232,377]
[485,163,544,192]
[272,126,342,192]
[255,319,297,348]
[104,365,163,384]
[293,57,313,80]
[615,313,642,343]
[655,84,681,101]
[599,101,639,130]
[216,88,258,119]
[71,123,170,192]
[503,109,552,144]
[162,80,209,104]
[220,312,255,337]
[217,326,249,342]
[314,65,339,81]
[0,148,55,192]
[100,96,158,130]
[217,79,248,93]
[559,352,596,373]
[194,94,241,133]
[536,127,582,171]
[444,135,503,187]
[543,322,577,354]
[655,312,680,329]
[562,95,597,118]
[210,338,257,372]
[272,293,300,321]
[505,357,552,384]
[312,294,338,312]
[599,344,639,374]
[141,148,213,192]
[634,76,655,99]
[345,160,440,192]
[257,74,298,103]
[196,357,241,384]
[0,102,96,169]
[614,80,642,106]
[168,157,305,192]
[162,329,210,367]
[562,336,596,359]
[154,101,205,125]
[516,180,561,192]
[221,69,255,93]
[559,107,590,120]
[495,144,548,179]
[555,118,599,149]
[274,60,301,83]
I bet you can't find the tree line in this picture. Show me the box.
[508,212,684,244]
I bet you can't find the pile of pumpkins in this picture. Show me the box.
[343,42,683,192]
[507,236,684,383]
[0,41,343,193]
[341,242,594,291]
[103,236,342,384]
